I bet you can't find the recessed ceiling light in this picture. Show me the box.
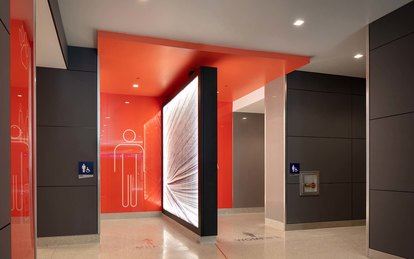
[105,116,111,119]
[242,117,247,120]
[354,53,364,59]
[17,94,22,97]
[293,19,305,26]
[125,101,130,104]
[133,84,139,88]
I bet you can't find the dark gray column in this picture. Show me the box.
[0,4,11,258]
[369,2,414,257]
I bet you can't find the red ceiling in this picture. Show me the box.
[98,31,309,101]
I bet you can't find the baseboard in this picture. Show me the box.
[368,249,405,259]
[265,218,285,231]
[218,207,264,215]
[37,234,99,247]
[285,219,366,231]
[100,211,162,220]
[161,214,216,244]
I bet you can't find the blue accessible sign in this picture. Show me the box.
[289,163,300,175]
[78,161,94,179]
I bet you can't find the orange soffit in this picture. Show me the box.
[98,31,310,101]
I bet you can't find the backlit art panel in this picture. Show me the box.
[163,77,199,228]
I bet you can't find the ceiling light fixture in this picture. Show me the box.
[293,19,305,26]
[354,53,364,59]
[125,101,130,104]
[17,94,22,97]
[105,116,111,119]
[133,84,139,88]
[242,117,247,120]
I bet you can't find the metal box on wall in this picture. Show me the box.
[299,171,320,196]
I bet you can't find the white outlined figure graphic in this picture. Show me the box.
[11,123,28,212]
[114,129,144,208]
[19,25,29,70]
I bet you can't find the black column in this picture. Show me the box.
[0,0,11,257]
[198,66,218,237]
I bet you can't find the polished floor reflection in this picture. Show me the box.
[37,213,367,259]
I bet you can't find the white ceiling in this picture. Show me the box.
[55,0,411,78]
[235,99,265,114]
[36,0,66,69]
[233,87,265,113]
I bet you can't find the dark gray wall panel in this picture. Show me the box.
[37,126,97,186]
[287,183,352,224]
[233,112,264,208]
[352,139,366,183]
[0,24,10,229]
[352,183,366,220]
[369,1,414,50]
[370,190,414,258]
[352,95,366,138]
[287,89,352,138]
[37,186,98,237]
[287,71,364,95]
[0,225,11,259]
[287,137,351,184]
[68,47,97,72]
[0,0,10,32]
[37,67,97,127]
[370,33,414,119]
[371,113,414,192]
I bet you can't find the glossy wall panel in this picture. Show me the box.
[10,0,35,257]
[37,127,97,186]
[287,89,352,138]
[37,186,98,237]
[100,93,162,213]
[370,33,414,119]
[370,113,414,192]
[370,190,414,258]
[0,17,10,230]
[37,68,97,127]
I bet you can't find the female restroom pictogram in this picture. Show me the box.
[113,129,144,208]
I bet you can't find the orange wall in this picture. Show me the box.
[10,0,36,257]
[218,101,233,208]
[100,93,162,213]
